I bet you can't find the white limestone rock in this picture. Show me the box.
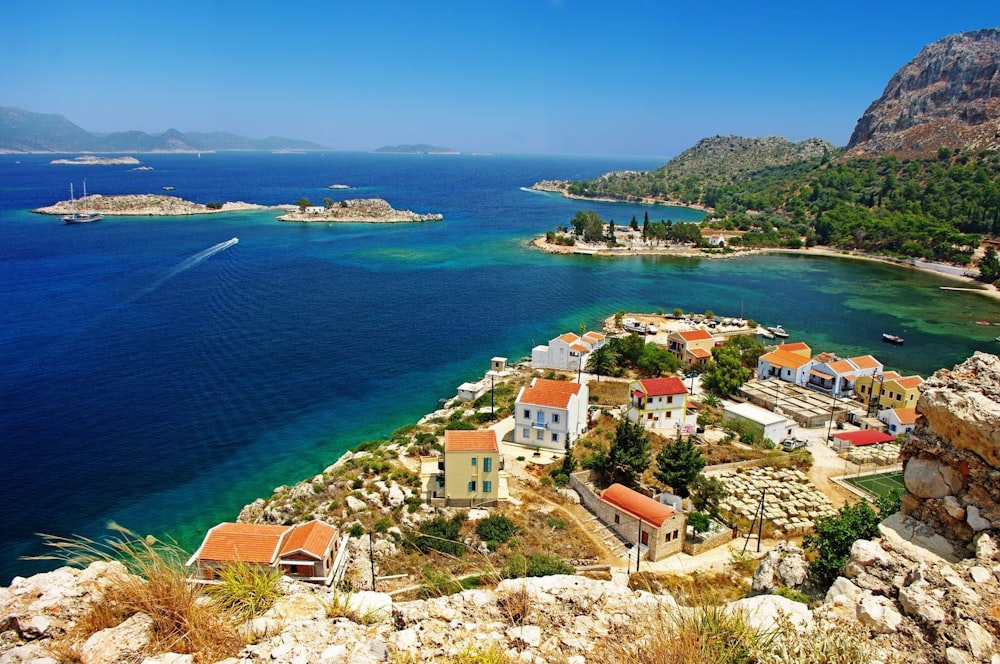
[904,457,964,498]
[967,505,992,531]
[898,582,946,622]
[856,594,903,633]
[726,594,812,632]
[81,612,154,664]
[825,576,863,606]
[345,495,367,513]
[963,619,995,661]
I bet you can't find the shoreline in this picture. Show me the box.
[529,181,710,213]
[529,235,1000,302]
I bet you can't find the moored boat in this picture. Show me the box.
[62,181,102,224]
[882,333,904,344]
[767,325,789,338]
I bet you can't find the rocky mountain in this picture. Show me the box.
[847,28,1000,158]
[0,107,327,153]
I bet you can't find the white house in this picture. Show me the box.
[304,206,326,214]
[756,342,814,385]
[878,407,918,435]
[807,354,882,397]
[456,382,486,402]
[723,401,796,444]
[531,331,606,372]
[513,377,589,451]
[625,377,693,432]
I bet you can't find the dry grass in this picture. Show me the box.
[30,525,245,662]
[587,379,630,406]
[497,584,533,625]
[628,570,750,606]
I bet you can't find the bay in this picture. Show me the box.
[2,152,998,581]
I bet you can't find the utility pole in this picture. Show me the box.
[636,517,642,574]
[369,531,376,591]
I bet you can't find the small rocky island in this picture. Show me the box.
[277,198,443,223]
[49,155,141,166]
[33,194,268,216]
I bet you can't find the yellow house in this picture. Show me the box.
[666,329,717,366]
[855,371,924,410]
[443,429,502,507]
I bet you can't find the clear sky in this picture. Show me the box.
[1,1,996,156]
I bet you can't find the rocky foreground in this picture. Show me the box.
[33,194,269,216]
[276,198,443,223]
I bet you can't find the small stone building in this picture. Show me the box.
[597,483,686,561]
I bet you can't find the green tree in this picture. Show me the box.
[636,344,680,377]
[687,511,711,534]
[296,197,312,211]
[701,345,751,395]
[586,343,620,382]
[607,418,650,487]
[688,473,728,516]
[323,197,333,208]
[653,434,705,497]
[803,500,882,589]
[979,246,1000,284]
[630,214,639,231]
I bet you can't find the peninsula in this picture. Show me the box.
[33,194,269,216]
[276,197,443,223]
[49,155,141,166]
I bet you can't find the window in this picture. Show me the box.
[522,428,529,438]
[483,481,492,493]
[552,413,560,423]
[551,433,558,443]
[666,411,672,419]
[647,413,654,420]
[523,409,530,419]
[536,430,543,440]
[614,514,620,524]
[672,530,678,541]
[468,481,476,492]
[483,457,492,472]
[471,457,477,467]
[666,395,673,404]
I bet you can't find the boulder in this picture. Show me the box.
[903,457,964,499]
[963,620,995,661]
[81,612,154,664]
[727,594,812,632]
[967,505,992,531]
[856,594,903,633]
[898,583,945,623]
[387,484,405,508]
[825,577,863,606]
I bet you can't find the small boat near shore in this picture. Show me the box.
[882,333,904,344]
[767,325,789,338]
[62,181,102,224]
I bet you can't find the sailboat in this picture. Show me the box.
[62,180,102,224]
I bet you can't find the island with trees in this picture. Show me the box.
[276,197,443,223]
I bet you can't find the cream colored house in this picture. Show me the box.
[441,429,503,507]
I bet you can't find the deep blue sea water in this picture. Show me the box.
[3,152,1000,581]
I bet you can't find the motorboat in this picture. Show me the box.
[767,325,789,338]
[882,333,904,344]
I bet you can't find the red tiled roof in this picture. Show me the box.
[600,484,677,528]
[891,408,919,425]
[637,377,687,396]
[279,520,337,560]
[849,355,881,370]
[518,378,582,408]
[895,376,924,389]
[194,523,291,564]
[583,331,605,342]
[570,343,589,353]
[832,430,895,446]
[761,348,812,369]
[779,342,811,353]
[689,347,711,358]
[557,332,580,344]
[826,360,855,374]
[444,429,499,452]
[679,329,713,342]
[880,371,901,380]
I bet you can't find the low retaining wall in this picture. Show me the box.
[682,524,733,556]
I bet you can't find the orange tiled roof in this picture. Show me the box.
[778,341,811,353]
[557,332,580,344]
[600,484,677,528]
[279,520,337,559]
[761,348,812,369]
[849,355,881,370]
[826,360,856,374]
[891,408,919,425]
[894,376,925,389]
[570,343,589,353]
[637,377,687,396]
[195,523,291,564]
[444,429,499,453]
[880,371,902,380]
[679,329,714,342]
[518,378,582,408]
[689,347,711,358]
[583,331,605,342]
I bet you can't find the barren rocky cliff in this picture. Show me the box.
[847,28,1000,158]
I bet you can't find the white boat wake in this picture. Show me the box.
[136,237,239,299]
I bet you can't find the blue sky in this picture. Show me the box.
[1,1,996,156]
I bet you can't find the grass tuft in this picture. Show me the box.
[205,559,284,621]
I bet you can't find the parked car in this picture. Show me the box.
[781,438,807,452]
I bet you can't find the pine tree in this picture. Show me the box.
[607,418,650,487]
[653,434,705,498]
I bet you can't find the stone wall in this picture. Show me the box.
[682,522,734,556]
[899,352,1000,552]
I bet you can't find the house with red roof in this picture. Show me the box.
[626,376,692,432]
[514,377,589,450]
[666,329,718,367]
[531,331,606,372]
[756,342,814,385]
[855,371,925,410]
[597,483,686,561]
[441,429,504,506]
[187,519,339,583]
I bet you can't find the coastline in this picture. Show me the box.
[529,235,1000,302]
[529,181,710,213]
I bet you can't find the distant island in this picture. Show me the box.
[50,155,141,166]
[373,143,459,155]
[33,194,269,216]
[277,198,443,223]
[0,106,327,153]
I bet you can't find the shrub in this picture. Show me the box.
[409,513,467,556]
[348,524,365,538]
[774,586,810,604]
[205,201,223,210]
[404,495,423,513]
[373,517,392,533]
[207,560,284,621]
[417,564,464,598]
[803,500,882,589]
[688,511,711,534]
[502,553,574,578]
[475,514,519,548]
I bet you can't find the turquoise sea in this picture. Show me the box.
[2,152,999,581]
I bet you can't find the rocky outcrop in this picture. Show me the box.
[33,194,268,216]
[847,28,1000,158]
[276,198,442,223]
[900,352,1000,549]
[50,156,141,165]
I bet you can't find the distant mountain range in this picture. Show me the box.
[372,144,458,154]
[0,107,327,153]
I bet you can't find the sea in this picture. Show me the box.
[3,152,1000,582]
